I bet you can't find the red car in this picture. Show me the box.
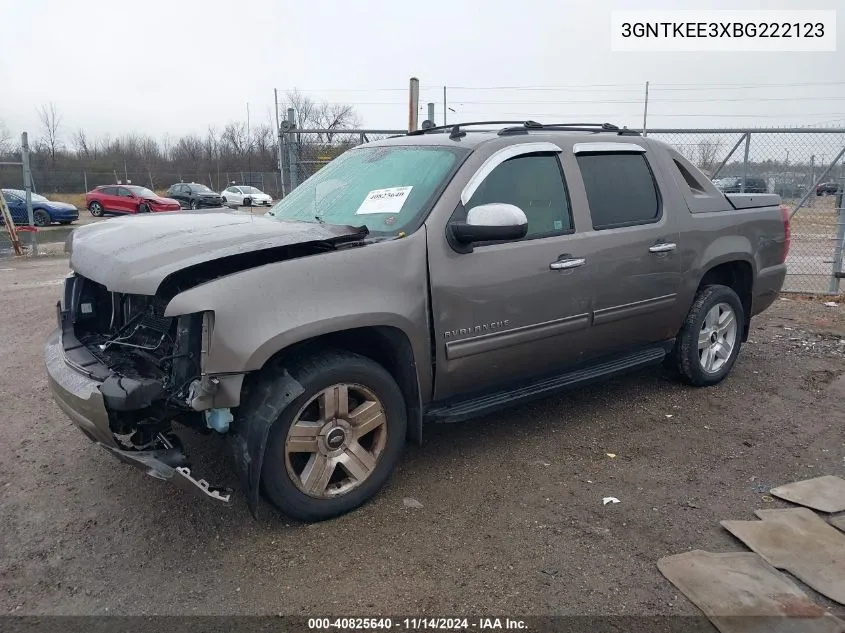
[85,185,181,217]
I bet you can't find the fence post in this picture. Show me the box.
[740,133,751,193]
[83,170,88,193]
[286,108,298,190]
[828,176,845,294]
[809,155,815,208]
[21,132,37,255]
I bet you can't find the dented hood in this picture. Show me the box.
[69,209,367,295]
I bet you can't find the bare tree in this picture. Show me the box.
[72,128,93,159]
[37,102,63,165]
[0,119,11,156]
[221,122,248,156]
[696,138,722,173]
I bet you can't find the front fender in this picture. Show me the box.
[163,230,432,406]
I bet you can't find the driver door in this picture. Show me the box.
[428,147,598,400]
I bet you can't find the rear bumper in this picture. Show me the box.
[752,263,787,316]
[45,327,230,503]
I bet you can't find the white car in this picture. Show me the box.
[220,185,273,207]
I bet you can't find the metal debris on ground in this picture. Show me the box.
[770,475,845,514]
[721,508,845,605]
[402,497,424,509]
[602,497,620,506]
[657,550,844,633]
[823,302,839,307]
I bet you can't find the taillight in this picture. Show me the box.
[780,204,791,263]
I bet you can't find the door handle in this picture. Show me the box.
[649,243,677,253]
[550,258,585,270]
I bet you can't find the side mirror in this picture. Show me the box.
[448,203,528,251]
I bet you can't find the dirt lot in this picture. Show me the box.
[0,256,843,617]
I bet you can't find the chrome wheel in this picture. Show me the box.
[698,302,737,374]
[284,383,388,499]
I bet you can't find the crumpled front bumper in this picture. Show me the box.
[44,328,230,503]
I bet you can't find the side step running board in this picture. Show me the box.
[424,346,667,424]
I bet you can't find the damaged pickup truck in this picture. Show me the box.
[46,121,789,521]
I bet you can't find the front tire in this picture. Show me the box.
[138,203,150,213]
[33,209,51,227]
[190,199,199,210]
[671,285,744,387]
[247,350,407,522]
[88,201,104,217]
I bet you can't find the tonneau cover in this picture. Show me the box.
[726,193,781,210]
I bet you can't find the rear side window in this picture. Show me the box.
[466,153,573,238]
[674,159,707,194]
[577,153,659,230]
[101,186,117,195]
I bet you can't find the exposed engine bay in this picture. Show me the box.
[63,273,211,452]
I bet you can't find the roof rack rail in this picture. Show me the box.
[406,120,640,139]
[407,120,543,139]
[498,122,637,136]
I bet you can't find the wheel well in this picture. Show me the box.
[698,261,753,340]
[253,327,423,444]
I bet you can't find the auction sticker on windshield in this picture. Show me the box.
[356,186,413,215]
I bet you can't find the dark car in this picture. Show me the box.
[1,188,79,226]
[816,182,841,196]
[166,183,225,209]
[713,176,768,194]
[85,185,181,217]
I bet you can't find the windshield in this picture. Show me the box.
[31,193,48,202]
[241,186,261,194]
[127,186,156,198]
[192,184,213,193]
[267,145,463,235]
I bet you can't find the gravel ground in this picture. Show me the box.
[0,256,843,617]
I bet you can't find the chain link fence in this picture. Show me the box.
[0,166,285,199]
[647,129,845,294]
[284,126,845,295]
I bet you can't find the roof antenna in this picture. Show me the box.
[449,125,466,139]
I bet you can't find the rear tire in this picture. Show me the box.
[88,201,104,217]
[243,350,407,522]
[671,284,744,387]
[33,209,51,227]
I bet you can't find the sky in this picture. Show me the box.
[1,0,843,145]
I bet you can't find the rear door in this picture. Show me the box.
[571,142,682,355]
[428,144,598,400]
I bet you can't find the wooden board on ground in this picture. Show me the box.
[722,508,845,605]
[770,476,845,514]
[657,550,844,633]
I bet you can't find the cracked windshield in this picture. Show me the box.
[267,145,464,235]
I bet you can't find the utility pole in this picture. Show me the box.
[427,103,435,125]
[246,102,251,187]
[408,77,420,132]
[443,86,447,125]
[642,81,649,137]
[274,88,285,196]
